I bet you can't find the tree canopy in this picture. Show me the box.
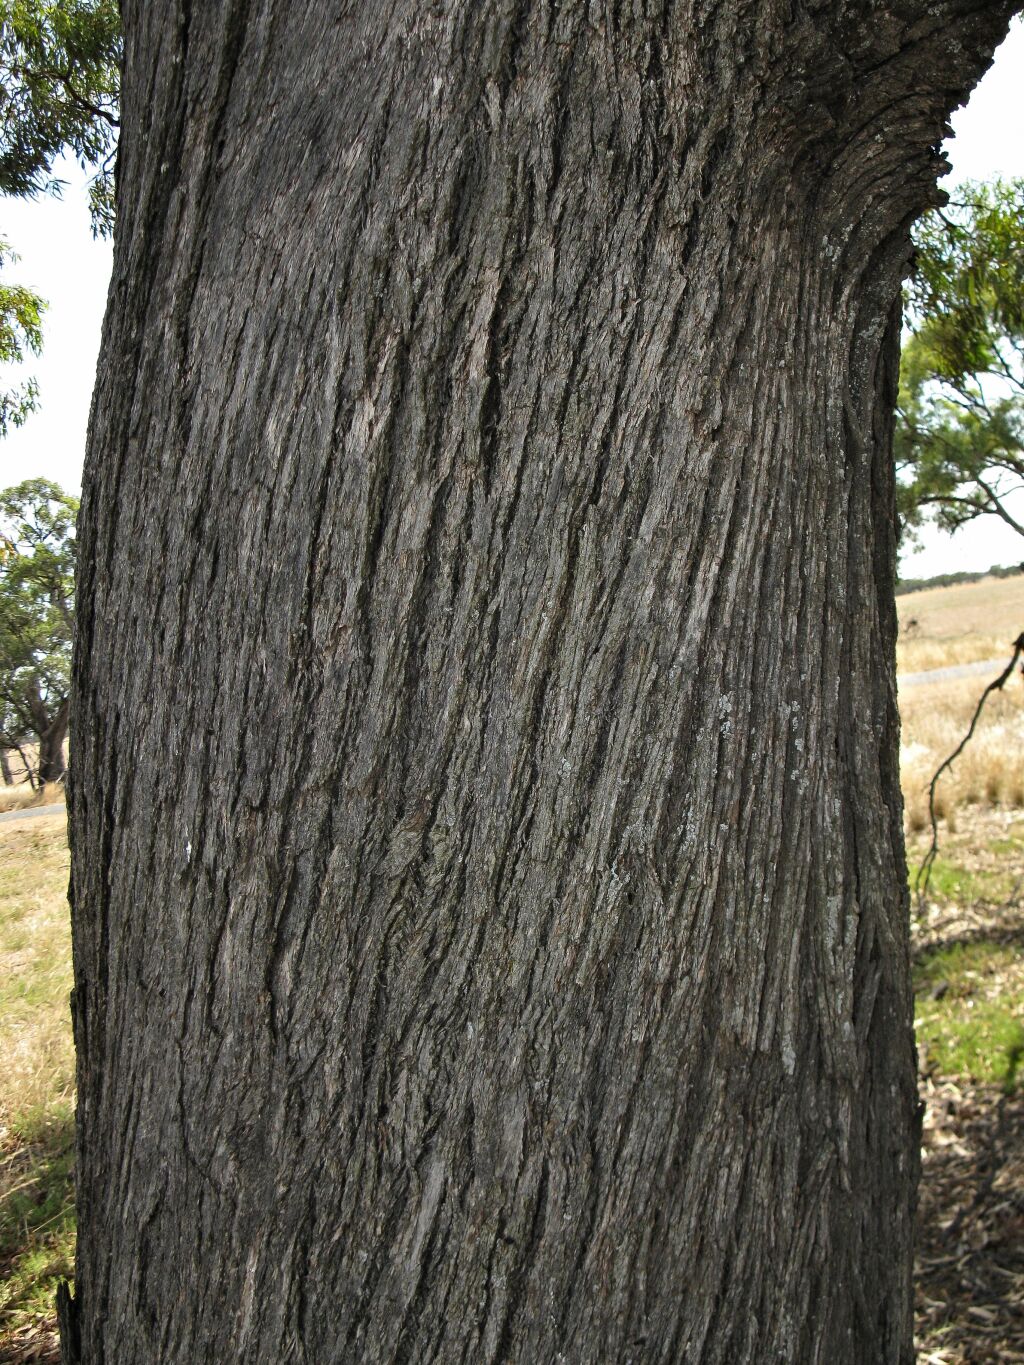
[0,477,76,785]
[0,0,120,233]
[0,0,120,438]
[0,235,43,436]
[898,178,1024,543]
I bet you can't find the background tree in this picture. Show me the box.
[0,477,75,785]
[898,178,1024,544]
[67,2,1014,1362]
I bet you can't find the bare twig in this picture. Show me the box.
[915,632,1024,906]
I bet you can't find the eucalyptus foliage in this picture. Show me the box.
[0,1,120,440]
[0,235,43,435]
[899,179,1024,543]
[0,0,120,234]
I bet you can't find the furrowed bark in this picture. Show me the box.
[69,3,1014,1361]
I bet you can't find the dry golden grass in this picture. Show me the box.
[0,783,66,815]
[898,634,1010,674]
[0,813,75,1354]
[901,672,1024,833]
[897,574,1024,674]
[0,814,73,1135]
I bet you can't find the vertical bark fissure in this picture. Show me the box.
[70,2,1016,1362]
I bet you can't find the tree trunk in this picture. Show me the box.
[1,749,13,785]
[26,681,69,787]
[38,697,69,786]
[68,4,1013,1361]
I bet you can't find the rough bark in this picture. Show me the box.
[68,3,1014,1362]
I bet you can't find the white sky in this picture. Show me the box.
[1,21,1024,578]
[1,157,111,493]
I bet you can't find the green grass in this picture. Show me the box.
[910,854,1020,907]
[0,1111,75,1331]
[914,940,1024,1089]
[908,831,1024,1089]
[0,814,75,1350]
[986,833,1024,856]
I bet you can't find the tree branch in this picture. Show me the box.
[916,633,1024,905]
[976,476,1024,536]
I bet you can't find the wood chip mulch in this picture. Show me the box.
[0,1324,59,1364]
[917,1071,1024,1363]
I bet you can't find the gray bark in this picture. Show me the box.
[68,3,1014,1362]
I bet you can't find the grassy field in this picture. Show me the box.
[889,582,1024,1360]
[896,572,1024,838]
[0,785,65,817]
[0,816,73,1364]
[908,809,1024,1363]
[1,585,1023,1359]
[901,672,1024,833]
[910,816,1024,1088]
[897,572,1024,674]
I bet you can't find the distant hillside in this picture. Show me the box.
[896,563,1024,597]
[896,572,1024,674]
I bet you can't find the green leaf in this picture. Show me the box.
[900,178,1024,544]
[0,0,121,236]
[0,236,45,436]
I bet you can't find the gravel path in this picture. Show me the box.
[900,657,1011,688]
[0,801,66,825]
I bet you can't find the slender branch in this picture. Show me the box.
[12,736,36,790]
[7,60,119,128]
[990,345,1024,394]
[976,477,1024,537]
[983,456,1024,481]
[916,633,1024,906]
[946,390,994,420]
